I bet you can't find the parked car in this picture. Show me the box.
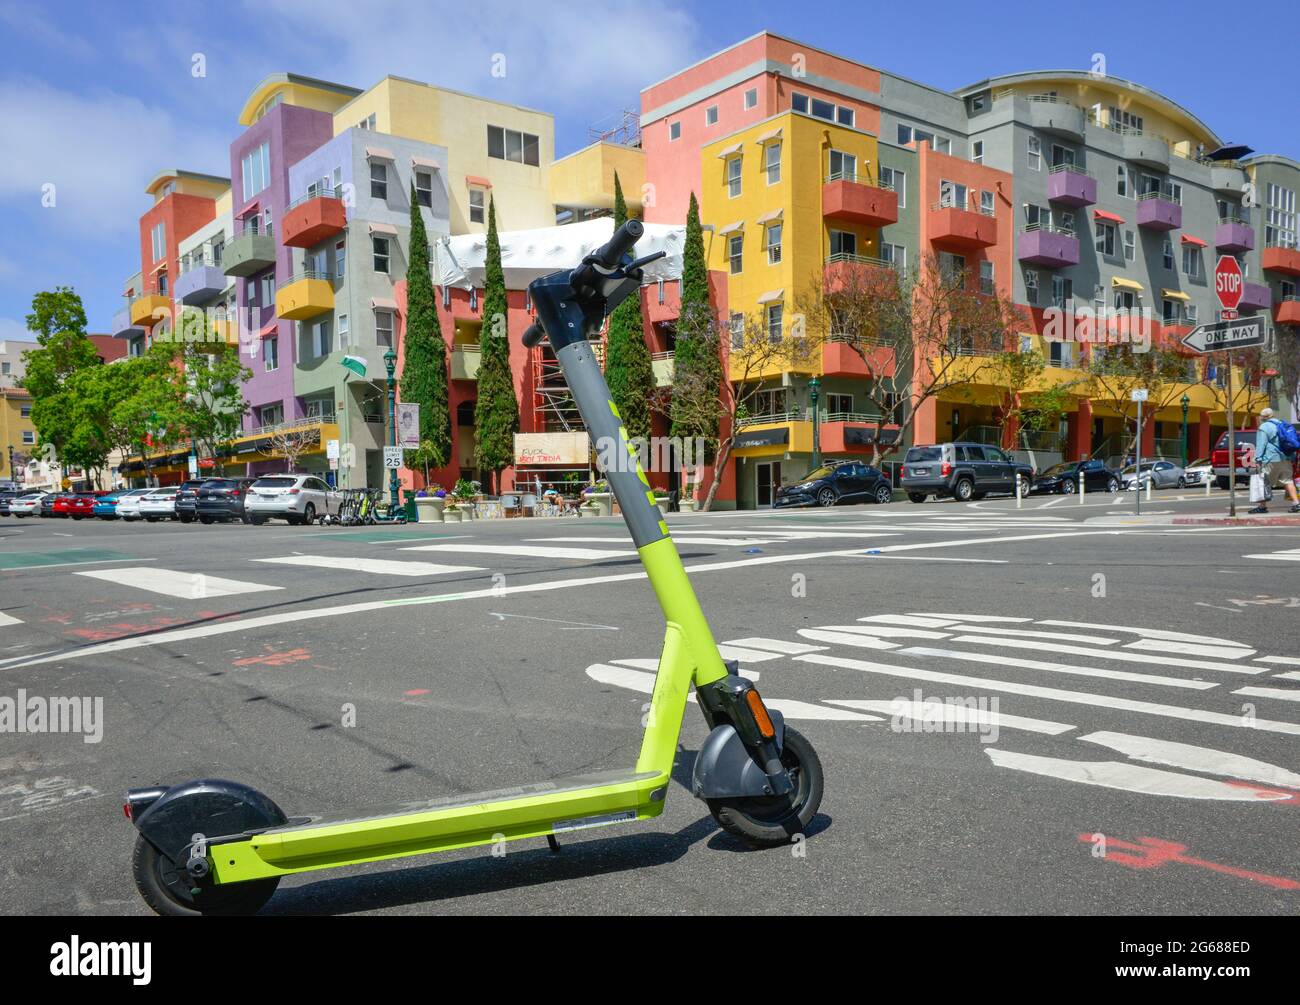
[40,492,69,517]
[1030,459,1121,495]
[1182,457,1213,487]
[1211,426,1300,490]
[138,487,179,521]
[245,474,341,525]
[195,477,256,524]
[113,487,157,522]
[0,491,20,516]
[7,492,46,517]
[1120,460,1185,490]
[774,462,893,508]
[901,442,1035,503]
[174,478,213,523]
[53,493,98,519]
[93,489,130,519]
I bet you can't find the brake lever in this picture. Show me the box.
[626,250,666,272]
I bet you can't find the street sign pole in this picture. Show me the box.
[1135,396,1143,516]
[1225,353,1236,517]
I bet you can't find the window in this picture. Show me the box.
[261,275,275,304]
[981,190,995,216]
[1162,237,1175,270]
[1186,303,1198,323]
[726,155,742,198]
[1183,245,1203,279]
[970,93,988,113]
[1052,276,1073,308]
[150,221,166,262]
[372,236,390,274]
[370,162,387,200]
[939,252,966,283]
[1025,269,1040,303]
[1124,229,1135,261]
[766,223,782,265]
[258,403,283,427]
[375,311,394,347]
[263,337,278,371]
[469,188,485,224]
[934,136,952,154]
[241,142,270,201]
[19,401,30,415]
[338,314,349,348]
[744,88,758,110]
[1048,340,1073,368]
[22,430,34,445]
[1162,298,1179,323]
[705,105,718,126]
[766,302,783,343]
[1027,135,1042,171]
[828,149,856,182]
[978,260,994,295]
[1113,289,1138,314]
[939,180,967,209]
[827,393,853,414]
[764,141,781,185]
[793,93,809,114]
[971,140,984,164]
[829,230,857,258]
[1095,222,1117,257]
[263,208,273,237]
[415,170,433,208]
[881,243,906,270]
[792,92,852,126]
[1051,145,1076,168]
[730,312,745,349]
[157,274,168,296]
[728,233,743,274]
[668,121,681,142]
[357,113,376,130]
[880,167,905,207]
[1024,204,1050,229]
[211,240,224,266]
[836,106,855,127]
[1117,165,1136,198]
[487,125,540,165]
[1265,182,1297,248]
[335,240,346,279]
[1,361,9,375]
[312,319,332,358]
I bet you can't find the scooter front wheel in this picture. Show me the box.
[132,835,279,916]
[706,726,823,848]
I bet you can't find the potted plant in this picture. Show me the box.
[581,478,613,516]
[452,478,478,520]
[415,486,445,523]
[653,489,671,517]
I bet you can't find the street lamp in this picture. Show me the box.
[809,376,821,470]
[1180,393,1190,468]
[384,347,400,510]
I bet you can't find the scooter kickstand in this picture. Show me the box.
[547,834,562,854]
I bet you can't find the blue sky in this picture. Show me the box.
[1,0,1296,343]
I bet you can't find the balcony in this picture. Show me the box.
[822,336,895,379]
[174,262,228,305]
[112,306,143,338]
[281,190,347,249]
[1239,281,1272,311]
[129,293,170,327]
[651,351,674,388]
[824,253,900,293]
[275,272,334,321]
[223,227,277,277]
[209,311,240,350]
[1214,218,1255,253]
[1121,130,1169,170]
[1018,224,1080,268]
[1275,296,1300,326]
[929,202,998,249]
[1262,243,1300,276]
[1026,95,1085,141]
[1211,165,1248,197]
[1047,165,1096,207]
[822,174,899,228]
[450,344,481,381]
[1136,192,1181,231]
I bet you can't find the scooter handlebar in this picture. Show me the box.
[521,322,545,349]
[590,219,644,270]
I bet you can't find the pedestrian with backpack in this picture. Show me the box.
[1248,407,1300,514]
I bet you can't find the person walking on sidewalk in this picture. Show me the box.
[1248,407,1300,515]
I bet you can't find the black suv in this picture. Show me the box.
[196,478,256,523]
[774,461,894,508]
[174,478,212,523]
[901,442,1035,503]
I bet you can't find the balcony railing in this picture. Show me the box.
[1021,222,1076,238]
[736,410,803,429]
[1048,163,1092,178]
[933,200,996,217]
[826,252,896,269]
[825,171,893,191]
[244,412,336,440]
[285,187,343,213]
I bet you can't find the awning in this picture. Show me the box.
[1094,209,1125,224]
[754,126,783,144]
[410,156,441,170]
[370,296,398,310]
[150,261,168,273]
[465,175,491,189]
[1161,288,1191,302]
[717,220,744,236]
[1180,234,1207,248]
[368,221,398,235]
[716,142,743,159]
[258,322,278,339]
[756,288,784,304]
[364,146,395,160]
[1111,276,1144,292]
[756,208,783,225]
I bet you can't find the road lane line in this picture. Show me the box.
[404,543,635,561]
[1122,638,1255,659]
[0,613,21,628]
[826,699,1075,735]
[1036,620,1249,647]
[901,645,1217,690]
[950,635,1266,675]
[947,624,1121,645]
[75,568,281,598]
[721,637,828,655]
[1256,656,1300,666]
[797,629,900,649]
[1233,686,1300,704]
[1079,731,1300,789]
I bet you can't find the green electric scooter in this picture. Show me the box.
[123,220,824,915]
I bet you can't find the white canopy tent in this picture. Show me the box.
[432,217,685,292]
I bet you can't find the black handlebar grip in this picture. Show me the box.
[591,219,644,270]
[521,322,545,348]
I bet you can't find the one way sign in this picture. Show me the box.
[1180,316,1266,354]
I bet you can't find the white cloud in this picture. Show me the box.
[0,317,34,342]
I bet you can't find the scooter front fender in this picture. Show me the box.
[690,712,786,799]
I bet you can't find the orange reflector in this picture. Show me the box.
[745,689,775,739]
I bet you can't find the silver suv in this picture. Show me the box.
[901,442,1035,503]
[245,474,341,525]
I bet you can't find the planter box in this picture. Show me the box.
[414,497,444,523]
[583,492,613,516]
[441,509,462,523]
[455,503,476,520]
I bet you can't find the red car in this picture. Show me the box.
[1212,425,1300,489]
[52,493,98,519]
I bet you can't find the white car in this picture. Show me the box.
[8,492,46,517]
[114,487,158,522]
[246,474,341,525]
[138,487,179,521]
[1182,457,1212,487]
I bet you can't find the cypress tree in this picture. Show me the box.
[603,173,655,442]
[670,192,720,441]
[400,182,452,483]
[473,197,519,490]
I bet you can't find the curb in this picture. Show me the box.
[1172,516,1300,527]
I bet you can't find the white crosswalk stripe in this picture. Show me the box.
[1244,548,1300,562]
[75,567,281,598]
[253,555,482,577]
[0,612,22,627]
[402,543,634,561]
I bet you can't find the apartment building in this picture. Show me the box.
[174,187,237,350]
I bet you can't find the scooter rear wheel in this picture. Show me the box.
[706,726,823,848]
[132,835,279,916]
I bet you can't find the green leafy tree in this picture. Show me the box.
[669,192,721,444]
[21,287,100,476]
[400,182,453,485]
[175,343,251,472]
[603,173,655,442]
[473,197,519,490]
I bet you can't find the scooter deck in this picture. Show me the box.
[210,769,667,884]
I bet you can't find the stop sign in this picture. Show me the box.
[1214,255,1243,311]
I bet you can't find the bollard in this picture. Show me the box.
[1145,478,1152,503]
[1016,475,1023,509]
[1205,477,1211,497]
[1079,472,1086,504]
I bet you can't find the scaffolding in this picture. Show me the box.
[532,332,606,432]
[587,109,641,148]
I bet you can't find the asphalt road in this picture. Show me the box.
[1,487,1298,915]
